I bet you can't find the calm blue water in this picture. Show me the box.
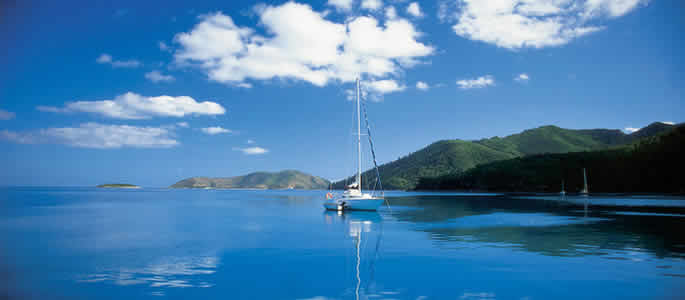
[1,188,684,299]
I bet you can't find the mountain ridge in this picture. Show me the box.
[333,122,676,190]
[414,123,685,193]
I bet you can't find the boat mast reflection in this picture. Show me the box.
[324,211,383,300]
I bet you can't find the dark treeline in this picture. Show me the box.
[415,125,685,193]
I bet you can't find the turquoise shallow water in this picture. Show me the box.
[1,187,684,299]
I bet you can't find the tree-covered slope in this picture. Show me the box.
[415,124,685,193]
[171,170,330,189]
[333,122,675,190]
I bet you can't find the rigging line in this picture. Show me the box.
[345,89,358,189]
[360,95,382,191]
[361,94,391,211]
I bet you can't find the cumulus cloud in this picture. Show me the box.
[0,123,178,149]
[457,75,494,89]
[201,126,232,135]
[174,3,433,88]
[327,0,354,11]
[361,0,383,11]
[448,0,647,49]
[365,79,406,94]
[96,53,141,68]
[0,109,15,120]
[233,146,268,155]
[145,70,175,82]
[624,127,640,133]
[515,73,530,82]
[177,122,189,128]
[385,6,398,19]
[37,92,225,119]
[416,81,429,90]
[407,2,423,17]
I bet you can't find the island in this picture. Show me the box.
[170,170,329,190]
[96,184,141,189]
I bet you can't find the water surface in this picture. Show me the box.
[1,188,684,299]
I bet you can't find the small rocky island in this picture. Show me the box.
[96,184,141,189]
[171,170,329,190]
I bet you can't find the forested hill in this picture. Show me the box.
[171,170,330,190]
[332,122,675,190]
[414,124,685,193]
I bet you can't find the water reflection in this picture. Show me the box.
[323,211,383,300]
[79,255,218,292]
[388,195,685,258]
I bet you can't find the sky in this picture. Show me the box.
[0,0,683,187]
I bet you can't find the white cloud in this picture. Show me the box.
[416,81,429,90]
[174,3,433,88]
[0,109,15,120]
[327,0,354,11]
[584,0,647,18]
[0,123,179,149]
[515,73,530,82]
[660,121,675,125]
[96,53,141,68]
[233,146,268,155]
[177,122,189,128]
[438,1,458,23]
[145,70,175,82]
[201,126,232,135]
[457,75,495,89]
[96,54,112,63]
[37,92,225,119]
[449,0,647,49]
[407,2,423,17]
[624,127,640,133]
[361,0,383,11]
[385,6,398,19]
[159,41,171,52]
[246,139,255,144]
[366,79,406,94]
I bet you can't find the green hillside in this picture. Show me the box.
[333,122,675,190]
[415,124,685,193]
[171,170,330,190]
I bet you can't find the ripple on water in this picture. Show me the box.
[419,212,609,230]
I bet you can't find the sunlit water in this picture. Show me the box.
[1,188,684,299]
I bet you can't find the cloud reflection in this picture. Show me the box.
[78,255,218,289]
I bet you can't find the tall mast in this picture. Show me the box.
[583,168,588,193]
[356,78,362,192]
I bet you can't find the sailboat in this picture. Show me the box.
[579,168,589,196]
[560,180,566,196]
[324,78,385,211]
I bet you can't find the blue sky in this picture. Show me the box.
[0,0,683,187]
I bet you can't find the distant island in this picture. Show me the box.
[170,170,329,190]
[96,183,141,189]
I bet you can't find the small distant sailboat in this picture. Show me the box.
[579,168,589,196]
[324,78,385,211]
[560,180,566,196]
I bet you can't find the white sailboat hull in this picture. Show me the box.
[324,198,384,211]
